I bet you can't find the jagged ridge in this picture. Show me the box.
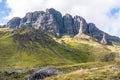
[6,8,120,45]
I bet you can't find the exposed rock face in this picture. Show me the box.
[63,14,74,35]
[63,15,88,36]
[19,8,64,37]
[88,23,120,45]
[7,17,21,28]
[6,8,120,44]
[101,34,107,44]
[73,16,88,35]
[88,23,103,40]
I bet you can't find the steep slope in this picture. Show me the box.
[6,8,120,45]
[0,27,115,70]
[0,27,119,79]
[0,27,94,70]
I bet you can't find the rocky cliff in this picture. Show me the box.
[6,8,120,45]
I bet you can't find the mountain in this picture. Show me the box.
[0,27,107,69]
[6,8,120,45]
[0,27,119,80]
[1,8,120,79]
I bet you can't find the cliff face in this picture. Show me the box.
[87,23,120,45]
[6,8,120,44]
[7,17,21,28]
[19,8,64,37]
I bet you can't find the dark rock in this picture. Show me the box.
[63,14,74,35]
[7,17,21,28]
[45,8,64,37]
[27,66,61,80]
[19,8,64,37]
[88,23,120,45]
[73,16,88,35]
[30,69,60,80]
[6,8,120,44]
[87,23,104,41]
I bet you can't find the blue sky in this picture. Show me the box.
[0,0,10,24]
[108,8,120,18]
[0,0,120,37]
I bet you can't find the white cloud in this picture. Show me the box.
[0,23,4,25]
[5,0,120,37]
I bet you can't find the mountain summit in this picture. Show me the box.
[6,8,120,45]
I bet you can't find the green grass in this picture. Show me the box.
[0,28,115,70]
[0,29,97,70]
[0,28,119,79]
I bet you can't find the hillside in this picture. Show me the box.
[46,63,120,80]
[0,27,120,79]
[0,27,109,69]
[0,8,120,80]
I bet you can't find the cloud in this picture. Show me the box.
[5,0,120,37]
[0,23,4,25]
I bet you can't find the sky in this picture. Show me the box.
[0,0,120,37]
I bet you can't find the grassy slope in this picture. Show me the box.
[0,28,97,70]
[46,36,120,80]
[0,28,113,69]
[46,62,120,80]
[0,28,119,79]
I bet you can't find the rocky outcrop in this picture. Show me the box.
[28,69,60,80]
[88,23,120,45]
[6,8,120,45]
[63,14,74,35]
[63,15,88,36]
[19,8,64,37]
[26,66,61,80]
[7,17,21,28]
[73,16,88,35]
